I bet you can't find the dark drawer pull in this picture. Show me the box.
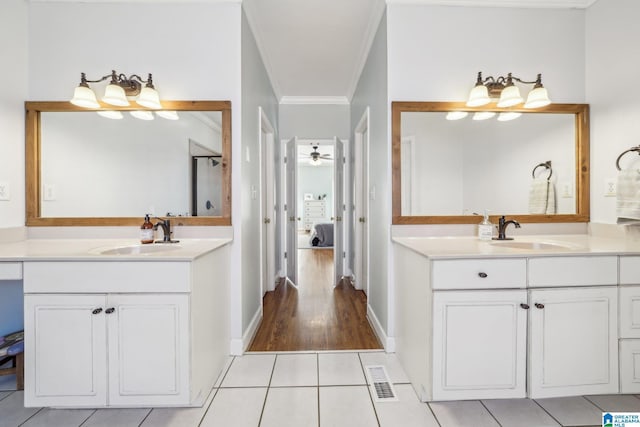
[535,303,545,309]
[92,308,103,315]
[520,303,530,310]
[478,272,488,278]
[105,307,115,314]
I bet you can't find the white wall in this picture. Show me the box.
[28,0,244,350]
[586,0,640,223]
[240,9,279,348]
[350,11,389,339]
[279,104,350,140]
[0,0,28,227]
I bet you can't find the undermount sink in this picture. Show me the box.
[94,244,182,255]
[490,240,577,251]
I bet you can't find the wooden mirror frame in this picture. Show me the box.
[26,100,232,226]
[391,101,590,225]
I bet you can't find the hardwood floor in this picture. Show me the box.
[248,248,382,351]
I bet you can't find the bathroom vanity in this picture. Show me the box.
[0,238,230,408]
[393,235,640,402]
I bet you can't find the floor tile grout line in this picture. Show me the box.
[531,398,567,427]
[0,389,15,402]
[255,353,278,426]
[136,408,153,427]
[583,395,606,412]
[357,352,382,427]
[479,399,504,427]
[78,408,98,427]
[424,402,443,427]
[215,355,236,389]
[16,406,44,427]
[196,386,221,427]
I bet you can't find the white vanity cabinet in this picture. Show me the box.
[528,286,619,398]
[432,290,527,400]
[24,293,189,407]
[22,245,230,408]
[394,241,623,402]
[620,256,640,393]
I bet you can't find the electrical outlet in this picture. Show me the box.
[561,181,573,198]
[43,184,56,201]
[604,178,617,197]
[0,182,9,201]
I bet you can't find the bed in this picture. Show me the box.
[310,223,333,247]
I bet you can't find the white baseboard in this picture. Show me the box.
[367,304,395,352]
[231,307,262,355]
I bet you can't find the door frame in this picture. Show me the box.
[259,107,276,294]
[354,108,370,294]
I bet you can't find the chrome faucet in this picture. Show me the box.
[495,216,521,241]
[154,218,179,243]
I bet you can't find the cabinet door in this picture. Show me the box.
[620,340,640,393]
[107,294,190,406]
[24,294,107,407]
[620,286,640,338]
[529,287,618,398]
[432,290,528,400]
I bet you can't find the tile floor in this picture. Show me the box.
[1,351,639,427]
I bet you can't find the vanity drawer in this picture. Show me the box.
[431,258,526,290]
[0,262,22,280]
[528,256,618,288]
[621,256,640,285]
[24,261,191,293]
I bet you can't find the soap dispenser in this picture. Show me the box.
[140,214,154,244]
[478,211,493,241]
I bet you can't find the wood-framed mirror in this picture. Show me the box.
[392,101,589,224]
[26,100,231,226]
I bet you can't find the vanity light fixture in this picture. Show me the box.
[497,112,522,122]
[130,110,154,121]
[70,70,162,109]
[96,110,123,120]
[445,111,469,121]
[155,110,179,120]
[466,72,551,109]
[472,111,496,121]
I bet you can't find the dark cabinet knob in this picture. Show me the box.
[535,303,545,309]
[478,272,488,278]
[520,303,530,309]
[105,307,115,314]
[92,308,103,315]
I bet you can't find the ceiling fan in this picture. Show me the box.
[301,144,333,165]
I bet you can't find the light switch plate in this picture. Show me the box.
[43,184,56,201]
[0,182,9,201]
[560,181,573,198]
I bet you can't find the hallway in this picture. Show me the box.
[249,248,381,351]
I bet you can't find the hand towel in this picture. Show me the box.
[529,177,556,214]
[617,168,640,223]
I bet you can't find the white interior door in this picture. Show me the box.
[354,112,369,293]
[285,137,298,286]
[260,109,276,292]
[334,137,344,286]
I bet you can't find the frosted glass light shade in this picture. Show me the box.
[446,111,469,121]
[155,110,179,120]
[472,112,496,121]
[497,85,523,107]
[309,157,322,166]
[102,84,129,106]
[70,85,99,108]
[466,85,490,107]
[136,86,161,109]
[130,110,154,120]
[497,112,522,122]
[97,110,123,120]
[524,86,551,108]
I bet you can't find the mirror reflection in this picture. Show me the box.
[26,100,231,226]
[400,112,575,216]
[391,102,590,224]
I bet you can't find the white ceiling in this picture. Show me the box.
[242,0,598,104]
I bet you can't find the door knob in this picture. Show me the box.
[264,218,271,224]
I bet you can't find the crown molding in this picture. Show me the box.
[385,0,598,8]
[279,96,350,105]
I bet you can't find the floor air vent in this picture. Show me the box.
[365,365,398,402]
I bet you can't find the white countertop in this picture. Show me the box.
[0,238,231,261]
[392,234,640,259]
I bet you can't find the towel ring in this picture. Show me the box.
[532,161,552,180]
[616,145,640,171]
